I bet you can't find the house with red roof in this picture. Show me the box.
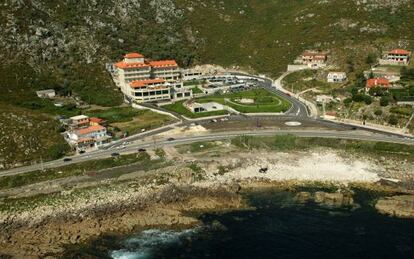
[297,50,328,69]
[379,49,411,66]
[65,122,111,150]
[366,78,390,92]
[89,117,106,126]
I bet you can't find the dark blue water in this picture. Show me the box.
[69,189,414,259]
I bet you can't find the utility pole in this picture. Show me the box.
[40,156,44,172]
[322,99,326,119]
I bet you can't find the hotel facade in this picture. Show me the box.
[114,52,190,103]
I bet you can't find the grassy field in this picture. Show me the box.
[198,89,291,113]
[231,135,414,159]
[164,89,291,116]
[282,70,341,94]
[0,153,151,191]
[111,110,176,135]
[190,86,204,94]
[163,101,229,118]
[86,107,176,135]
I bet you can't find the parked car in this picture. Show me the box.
[167,138,175,141]
[111,152,120,157]
[63,158,72,162]
[79,150,85,154]
[138,148,146,152]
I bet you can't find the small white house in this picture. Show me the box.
[184,100,224,113]
[327,72,347,83]
[36,89,56,98]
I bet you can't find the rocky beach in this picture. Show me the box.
[0,142,414,258]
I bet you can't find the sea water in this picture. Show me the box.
[68,189,414,259]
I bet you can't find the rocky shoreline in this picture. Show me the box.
[0,183,244,258]
[0,148,413,258]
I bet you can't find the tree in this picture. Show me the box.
[374,109,383,116]
[47,143,70,160]
[355,72,367,88]
[365,53,377,66]
[380,96,390,106]
[343,98,352,106]
[363,95,372,105]
[388,115,399,126]
[352,94,365,102]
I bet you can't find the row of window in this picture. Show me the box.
[134,90,170,97]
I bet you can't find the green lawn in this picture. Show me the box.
[111,110,176,135]
[198,89,291,113]
[86,107,143,123]
[163,101,229,118]
[86,107,175,135]
[190,86,204,94]
[164,89,291,116]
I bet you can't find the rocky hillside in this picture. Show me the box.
[0,0,413,167]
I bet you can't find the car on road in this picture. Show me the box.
[63,158,72,162]
[167,138,175,141]
[138,148,146,152]
[111,152,120,157]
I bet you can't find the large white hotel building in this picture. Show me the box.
[114,52,190,103]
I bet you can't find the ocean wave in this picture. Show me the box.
[110,228,199,259]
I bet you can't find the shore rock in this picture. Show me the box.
[314,192,354,207]
[375,195,414,218]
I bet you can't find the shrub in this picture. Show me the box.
[47,143,70,160]
[380,96,390,106]
[388,115,399,126]
[374,109,383,116]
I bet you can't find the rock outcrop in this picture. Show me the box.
[295,191,354,207]
[375,195,414,218]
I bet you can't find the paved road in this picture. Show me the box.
[1,129,413,177]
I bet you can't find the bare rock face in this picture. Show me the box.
[375,195,414,218]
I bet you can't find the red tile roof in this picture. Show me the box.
[76,125,106,136]
[124,52,144,59]
[130,78,166,88]
[89,117,104,123]
[389,49,410,55]
[366,78,390,88]
[114,61,151,69]
[148,60,178,68]
[302,51,327,57]
[77,137,94,144]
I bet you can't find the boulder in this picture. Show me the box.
[375,195,414,218]
[314,192,354,207]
